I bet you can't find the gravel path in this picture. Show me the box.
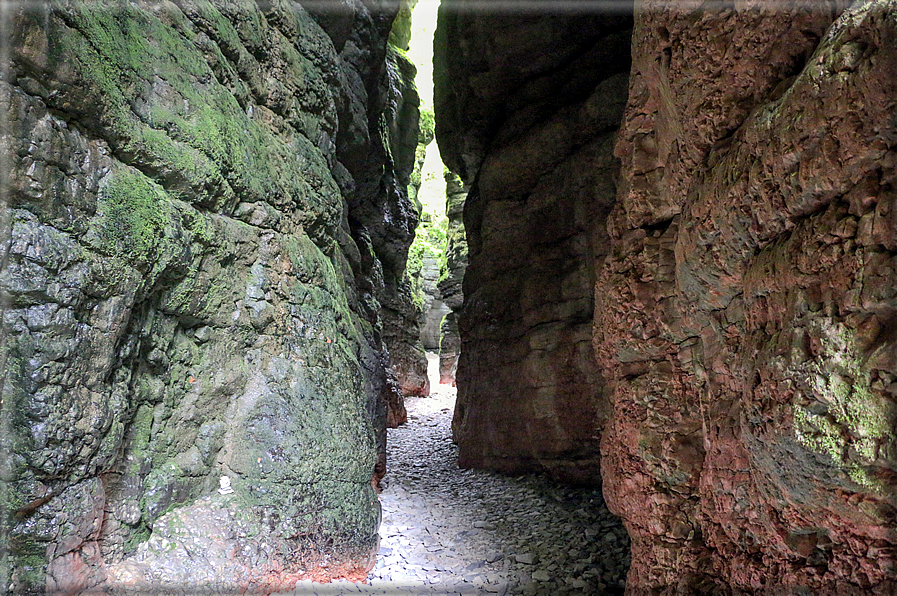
[284,356,630,596]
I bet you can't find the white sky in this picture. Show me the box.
[407,0,439,109]
[407,1,446,217]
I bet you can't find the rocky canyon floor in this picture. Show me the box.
[279,354,631,596]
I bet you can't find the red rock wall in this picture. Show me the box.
[436,0,897,592]
[597,1,897,592]
[435,3,633,485]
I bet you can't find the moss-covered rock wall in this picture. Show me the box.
[1,0,419,591]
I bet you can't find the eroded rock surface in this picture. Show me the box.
[435,2,633,484]
[377,43,430,402]
[1,0,419,591]
[595,1,897,592]
[436,0,897,593]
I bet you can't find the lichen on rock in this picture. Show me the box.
[1,0,421,591]
[793,319,895,490]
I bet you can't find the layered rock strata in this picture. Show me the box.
[435,1,633,484]
[595,1,897,592]
[418,251,449,352]
[1,0,419,591]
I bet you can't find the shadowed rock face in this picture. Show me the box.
[376,44,430,402]
[438,170,468,385]
[1,0,417,591]
[437,0,897,592]
[435,1,634,485]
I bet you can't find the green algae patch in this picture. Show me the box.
[793,319,896,492]
[122,524,152,556]
[407,203,448,309]
[388,0,416,51]
[158,215,255,324]
[48,0,340,238]
[93,167,173,269]
[125,403,155,477]
[9,552,47,593]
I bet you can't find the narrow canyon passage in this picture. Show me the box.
[5,2,896,594]
[369,357,630,596]
[281,354,630,596]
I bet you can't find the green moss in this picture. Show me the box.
[1,353,36,461]
[95,168,172,270]
[96,414,126,469]
[122,524,151,556]
[418,104,435,145]
[181,205,215,246]
[388,0,417,51]
[127,404,155,476]
[793,321,894,492]
[22,0,386,562]
[406,210,448,307]
[793,406,843,462]
[12,552,47,592]
[52,0,340,236]
[158,217,247,321]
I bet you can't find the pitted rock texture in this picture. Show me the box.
[594,1,897,593]
[1,0,419,591]
[435,3,633,484]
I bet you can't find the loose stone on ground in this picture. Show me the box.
[281,354,630,595]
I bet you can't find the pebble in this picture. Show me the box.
[278,354,630,595]
[531,570,551,582]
